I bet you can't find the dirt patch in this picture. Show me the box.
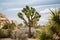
[0,38,12,40]
[28,38,36,40]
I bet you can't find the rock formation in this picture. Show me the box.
[0,13,9,29]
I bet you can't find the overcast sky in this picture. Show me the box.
[0,0,60,24]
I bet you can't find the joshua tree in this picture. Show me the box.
[49,9,60,40]
[18,6,41,38]
[49,9,60,31]
[49,9,60,25]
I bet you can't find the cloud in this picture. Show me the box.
[38,8,52,24]
[3,4,60,11]
[27,0,60,6]
[1,0,60,8]
[0,2,16,5]
[38,19,48,24]
[4,8,22,11]
[40,9,50,14]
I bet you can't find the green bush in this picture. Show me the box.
[0,29,4,38]
[36,31,52,40]
[0,29,12,38]
[7,29,12,37]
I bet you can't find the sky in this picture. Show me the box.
[0,0,60,24]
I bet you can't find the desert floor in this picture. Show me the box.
[0,38,36,40]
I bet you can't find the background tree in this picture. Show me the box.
[18,6,41,38]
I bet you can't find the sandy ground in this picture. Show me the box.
[0,38,36,40]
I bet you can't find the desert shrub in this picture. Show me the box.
[36,26,53,40]
[3,29,9,38]
[31,29,40,38]
[10,29,28,40]
[0,29,4,38]
[36,31,52,40]
[5,29,12,37]
[0,29,12,38]
[19,27,40,38]
[0,29,8,38]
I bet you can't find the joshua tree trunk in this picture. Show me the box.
[28,25,31,38]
